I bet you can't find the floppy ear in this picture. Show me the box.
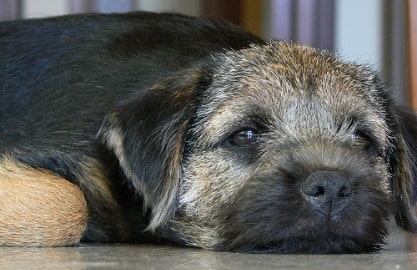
[98,68,208,231]
[391,106,417,232]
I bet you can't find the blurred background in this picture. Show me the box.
[0,0,415,108]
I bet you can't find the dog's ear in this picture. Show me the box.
[98,68,208,231]
[391,106,417,232]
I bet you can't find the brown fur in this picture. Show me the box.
[0,157,88,246]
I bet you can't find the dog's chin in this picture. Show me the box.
[235,232,388,254]
[224,220,389,254]
[215,206,391,254]
[243,239,384,254]
[165,202,390,254]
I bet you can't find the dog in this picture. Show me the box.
[0,11,416,253]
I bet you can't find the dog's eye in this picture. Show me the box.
[229,128,261,147]
[351,129,373,150]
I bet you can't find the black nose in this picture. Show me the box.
[302,171,352,219]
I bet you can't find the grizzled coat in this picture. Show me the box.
[1,12,417,253]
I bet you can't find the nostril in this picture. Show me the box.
[311,185,325,197]
[339,185,352,197]
[302,171,353,200]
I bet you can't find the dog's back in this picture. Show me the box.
[0,12,262,165]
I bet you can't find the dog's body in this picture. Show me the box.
[0,12,263,245]
[0,12,417,253]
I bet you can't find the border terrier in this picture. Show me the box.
[1,12,416,253]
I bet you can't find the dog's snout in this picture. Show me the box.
[302,171,352,219]
[302,171,352,198]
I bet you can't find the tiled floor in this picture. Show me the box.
[0,226,416,270]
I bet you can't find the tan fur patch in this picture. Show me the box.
[0,157,88,246]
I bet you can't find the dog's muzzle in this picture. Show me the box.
[302,171,353,221]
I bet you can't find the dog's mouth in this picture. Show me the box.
[223,208,391,254]
[213,168,394,254]
[168,206,390,254]
[168,207,390,254]
[217,195,392,254]
[241,233,387,254]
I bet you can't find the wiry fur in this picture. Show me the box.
[0,12,416,253]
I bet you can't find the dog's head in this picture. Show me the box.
[99,41,417,253]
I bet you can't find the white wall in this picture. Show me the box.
[20,0,202,18]
[335,0,383,70]
[136,0,201,16]
[22,0,68,18]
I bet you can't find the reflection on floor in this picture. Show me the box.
[0,225,416,270]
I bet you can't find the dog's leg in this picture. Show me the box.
[0,157,88,246]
